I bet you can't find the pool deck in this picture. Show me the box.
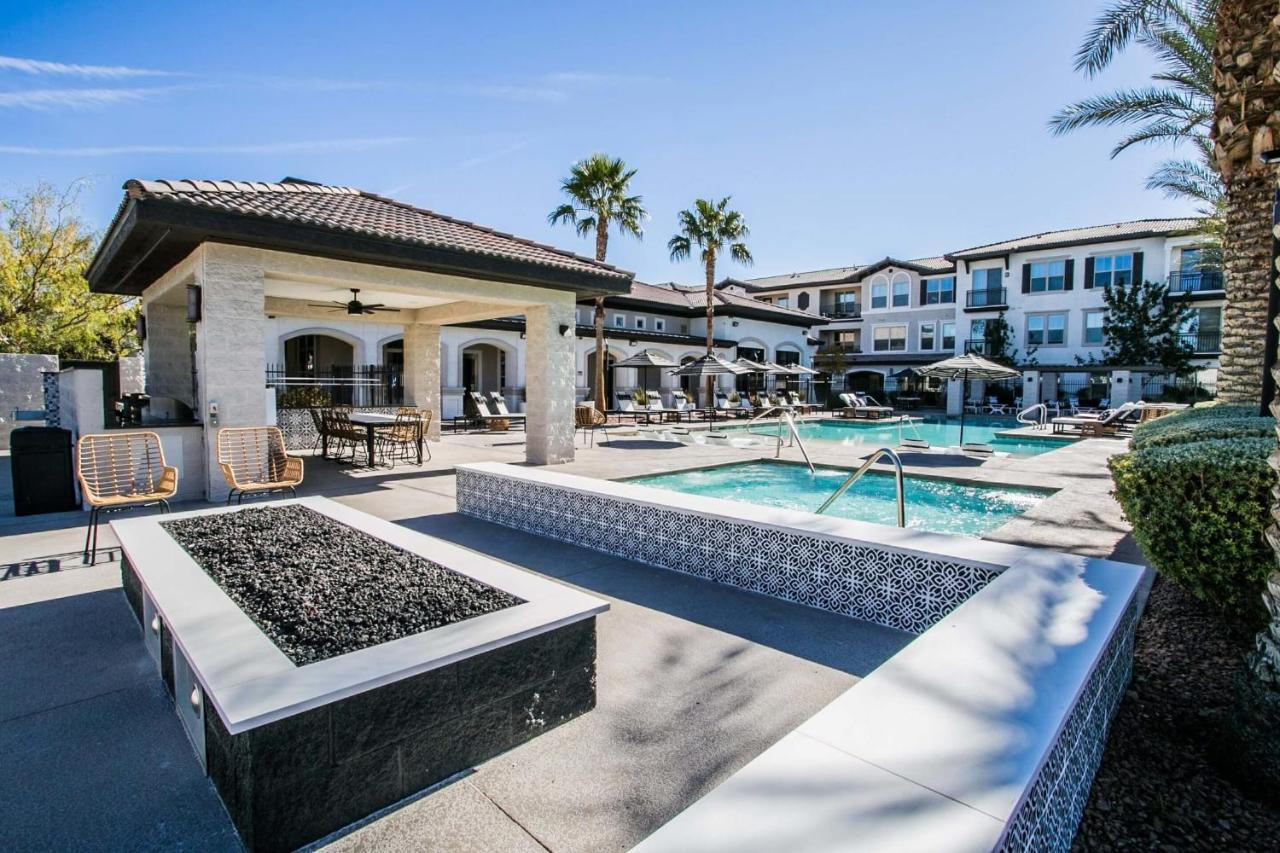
[0,415,1141,851]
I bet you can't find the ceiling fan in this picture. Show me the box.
[307,288,401,316]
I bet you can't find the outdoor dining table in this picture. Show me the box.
[323,411,423,468]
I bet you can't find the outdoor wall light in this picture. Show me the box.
[559,324,572,336]
[732,320,740,327]
[186,284,202,323]
[628,339,638,346]
[135,314,147,342]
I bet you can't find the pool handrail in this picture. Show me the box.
[816,446,906,527]
[1017,403,1048,429]
[743,406,815,473]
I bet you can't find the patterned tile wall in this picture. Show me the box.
[996,599,1139,851]
[456,467,1000,635]
[277,406,397,450]
[42,371,60,428]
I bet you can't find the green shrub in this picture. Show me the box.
[278,386,332,409]
[1130,415,1275,450]
[1110,436,1276,621]
[1128,403,1263,450]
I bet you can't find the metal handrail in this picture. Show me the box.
[816,447,906,526]
[744,405,814,473]
[1017,403,1047,428]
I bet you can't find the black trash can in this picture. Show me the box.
[10,426,77,516]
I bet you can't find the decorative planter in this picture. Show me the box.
[113,497,606,852]
[488,417,510,432]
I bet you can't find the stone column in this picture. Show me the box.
[523,301,576,465]
[404,323,442,439]
[1021,370,1041,406]
[194,245,268,503]
[946,378,963,416]
[1109,370,1135,405]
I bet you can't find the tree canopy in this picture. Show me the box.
[0,181,137,359]
[1101,278,1194,372]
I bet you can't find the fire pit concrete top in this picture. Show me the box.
[111,496,608,734]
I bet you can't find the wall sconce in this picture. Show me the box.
[135,314,147,342]
[519,331,526,340]
[186,285,202,323]
[731,320,740,327]
[559,323,572,337]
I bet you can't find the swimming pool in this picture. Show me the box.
[722,415,1072,457]
[629,461,1050,537]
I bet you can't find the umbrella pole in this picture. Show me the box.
[958,369,968,447]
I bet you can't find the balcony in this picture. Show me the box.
[964,287,1007,310]
[1178,331,1221,354]
[1167,268,1224,294]
[821,303,862,321]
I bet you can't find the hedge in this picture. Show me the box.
[1129,415,1276,450]
[1128,403,1266,449]
[1110,436,1276,621]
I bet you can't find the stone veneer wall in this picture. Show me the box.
[456,466,1000,634]
[997,599,1139,851]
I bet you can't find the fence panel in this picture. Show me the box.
[266,364,404,409]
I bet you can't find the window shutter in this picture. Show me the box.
[1083,257,1095,289]
[1021,264,1031,294]
[1063,259,1074,291]
[919,279,928,304]
[1132,251,1144,284]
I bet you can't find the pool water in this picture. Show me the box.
[629,461,1050,537]
[725,415,1071,457]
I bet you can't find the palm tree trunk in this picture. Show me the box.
[594,224,609,414]
[1212,0,1280,404]
[705,255,717,407]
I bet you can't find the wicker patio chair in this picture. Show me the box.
[377,411,426,465]
[217,426,304,505]
[327,409,366,464]
[76,431,178,565]
[575,404,608,447]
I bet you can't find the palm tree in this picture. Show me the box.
[1049,0,1221,208]
[668,197,752,403]
[549,154,646,413]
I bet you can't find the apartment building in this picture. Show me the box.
[735,218,1220,399]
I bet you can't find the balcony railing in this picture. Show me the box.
[1178,331,1221,353]
[964,339,989,355]
[821,303,862,320]
[1168,268,1224,294]
[965,287,1007,308]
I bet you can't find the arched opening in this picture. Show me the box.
[461,342,510,401]
[735,344,766,393]
[585,349,618,406]
[283,333,355,405]
[380,337,405,406]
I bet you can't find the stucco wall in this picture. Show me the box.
[0,353,58,449]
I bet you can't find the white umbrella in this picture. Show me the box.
[917,354,1020,446]
[613,349,678,396]
[733,356,768,372]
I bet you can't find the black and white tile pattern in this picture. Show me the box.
[457,467,999,634]
[276,406,397,450]
[997,600,1139,851]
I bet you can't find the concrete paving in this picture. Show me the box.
[0,418,1141,851]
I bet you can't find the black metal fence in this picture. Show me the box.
[266,364,403,408]
[1140,374,1218,403]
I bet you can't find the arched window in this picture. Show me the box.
[797,292,810,311]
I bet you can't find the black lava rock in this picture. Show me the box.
[162,505,522,665]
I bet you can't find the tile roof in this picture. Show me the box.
[122,179,631,281]
[607,280,821,325]
[739,266,869,291]
[947,217,1206,260]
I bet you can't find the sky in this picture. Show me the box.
[0,0,1201,283]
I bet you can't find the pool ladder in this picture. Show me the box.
[1017,403,1048,429]
[744,406,815,473]
[816,447,906,527]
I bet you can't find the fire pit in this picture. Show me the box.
[112,497,606,852]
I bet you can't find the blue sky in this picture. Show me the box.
[1,1,1199,282]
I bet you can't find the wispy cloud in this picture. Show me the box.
[0,137,416,157]
[541,71,663,86]
[458,141,529,170]
[0,55,180,78]
[458,84,567,104]
[0,87,180,111]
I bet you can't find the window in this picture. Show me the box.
[1092,254,1133,288]
[1179,247,1203,269]
[1030,260,1066,292]
[1084,310,1105,345]
[797,293,810,311]
[941,321,956,351]
[870,280,888,309]
[833,330,860,346]
[612,314,626,328]
[920,322,936,350]
[634,316,646,330]
[777,297,789,309]
[654,318,665,332]
[925,277,955,304]
[972,268,1001,292]
[891,278,910,307]
[1027,313,1067,346]
[873,325,907,352]
[775,350,800,366]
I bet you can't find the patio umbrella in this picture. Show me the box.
[612,350,678,400]
[669,353,752,378]
[787,363,820,401]
[733,356,768,372]
[917,353,1020,446]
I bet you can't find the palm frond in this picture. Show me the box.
[548,153,646,259]
[1109,121,1204,156]
[1050,87,1205,135]
[1145,157,1223,207]
[667,233,692,262]
[1074,0,1175,76]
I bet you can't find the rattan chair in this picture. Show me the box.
[326,409,366,464]
[216,426,304,504]
[76,431,178,565]
[575,404,608,447]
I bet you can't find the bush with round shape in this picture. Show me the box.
[1129,415,1275,450]
[1109,436,1276,622]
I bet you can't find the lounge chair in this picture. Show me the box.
[1051,402,1139,435]
[217,426,305,504]
[785,391,819,414]
[644,390,681,423]
[461,392,526,431]
[848,393,894,420]
[76,431,178,564]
